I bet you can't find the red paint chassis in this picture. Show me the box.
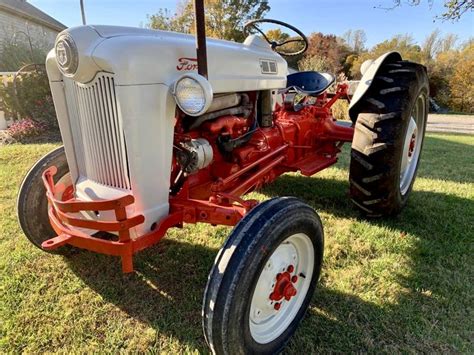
[41,84,354,273]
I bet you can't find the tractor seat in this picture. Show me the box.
[286,71,335,96]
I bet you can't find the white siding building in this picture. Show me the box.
[0,0,66,50]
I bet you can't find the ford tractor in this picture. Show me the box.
[17,1,428,353]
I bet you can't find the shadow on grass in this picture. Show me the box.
[269,175,473,352]
[66,239,216,352]
[65,173,472,352]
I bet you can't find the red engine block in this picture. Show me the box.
[170,84,354,226]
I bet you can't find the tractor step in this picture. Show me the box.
[286,154,337,176]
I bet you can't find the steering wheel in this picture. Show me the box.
[243,19,308,57]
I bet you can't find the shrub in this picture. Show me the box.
[7,118,46,140]
[331,100,350,121]
[0,71,58,129]
[0,33,50,72]
[30,95,57,126]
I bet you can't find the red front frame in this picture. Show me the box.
[41,84,354,273]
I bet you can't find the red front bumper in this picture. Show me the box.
[41,166,183,273]
[41,167,248,273]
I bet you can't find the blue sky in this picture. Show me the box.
[31,0,473,47]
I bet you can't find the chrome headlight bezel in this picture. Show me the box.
[55,34,79,77]
[172,73,213,116]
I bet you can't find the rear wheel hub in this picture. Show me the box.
[408,133,416,158]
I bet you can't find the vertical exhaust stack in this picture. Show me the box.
[194,0,208,78]
[80,0,87,25]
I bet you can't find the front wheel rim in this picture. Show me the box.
[249,233,314,344]
[400,92,426,195]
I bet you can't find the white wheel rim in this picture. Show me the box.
[249,233,314,344]
[400,93,426,195]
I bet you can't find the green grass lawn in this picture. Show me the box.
[1,133,473,353]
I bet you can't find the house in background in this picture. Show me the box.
[0,0,66,129]
[0,0,66,50]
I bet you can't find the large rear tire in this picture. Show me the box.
[202,197,324,354]
[17,146,72,254]
[349,60,429,216]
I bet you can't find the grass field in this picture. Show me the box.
[1,133,473,353]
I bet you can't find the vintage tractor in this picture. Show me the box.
[17,2,428,353]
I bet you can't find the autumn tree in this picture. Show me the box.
[265,28,289,42]
[300,32,351,75]
[448,43,474,112]
[147,0,270,42]
[298,55,332,73]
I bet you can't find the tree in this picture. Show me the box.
[147,0,270,42]
[298,55,332,73]
[422,29,441,62]
[439,33,458,52]
[420,31,458,63]
[383,0,473,21]
[301,32,351,75]
[441,0,473,20]
[147,6,192,33]
[265,28,289,42]
[349,34,423,78]
[448,43,474,112]
[342,29,367,53]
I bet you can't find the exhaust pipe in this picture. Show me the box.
[80,0,87,25]
[194,0,208,78]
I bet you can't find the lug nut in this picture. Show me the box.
[291,275,298,283]
[287,265,294,273]
[274,302,281,310]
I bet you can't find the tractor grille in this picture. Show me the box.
[64,73,131,190]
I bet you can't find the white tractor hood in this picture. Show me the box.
[47,25,288,93]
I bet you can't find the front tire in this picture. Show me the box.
[17,146,71,254]
[202,197,324,354]
[349,60,429,216]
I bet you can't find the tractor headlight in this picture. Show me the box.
[55,34,78,76]
[173,73,213,116]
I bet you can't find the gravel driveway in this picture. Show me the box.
[427,114,474,134]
